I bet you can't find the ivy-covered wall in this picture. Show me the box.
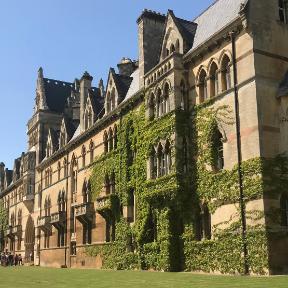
[85,100,288,274]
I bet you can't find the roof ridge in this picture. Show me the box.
[44,78,73,85]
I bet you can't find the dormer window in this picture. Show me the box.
[279,0,288,23]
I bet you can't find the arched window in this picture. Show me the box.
[221,55,232,91]
[150,147,157,179]
[82,180,91,204]
[103,131,108,154]
[63,158,68,178]
[199,69,208,102]
[84,110,89,130]
[11,212,15,227]
[195,204,211,240]
[280,194,288,226]
[279,0,288,23]
[170,44,175,54]
[148,93,156,120]
[157,143,165,177]
[108,128,113,152]
[58,191,65,212]
[203,204,211,240]
[113,125,118,149]
[71,156,78,203]
[165,140,172,175]
[127,189,135,223]
[209,62,219,97]
[180,80,186,110]
[214,129,224,170]
[89,141,94,164]
[163,83,170,114]
[110,172,116,194]
[82,146,86,168]
[156,89,162,117]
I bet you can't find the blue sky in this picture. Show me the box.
[0,0,213,169]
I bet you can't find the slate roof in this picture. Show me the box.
[168,10,197,49]
[43,78,74,113]
[187,0,248,54]
[124,69,140,102]
[62,117,78,140]
[49,128,60,151]
[87,87,104,116]
[109,69,133,101]
[278,71,288,98]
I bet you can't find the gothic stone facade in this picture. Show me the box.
[1,0,288,274]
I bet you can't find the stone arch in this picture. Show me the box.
[24,215,35,261]
[195,65,208,84]
[218,49,232,66]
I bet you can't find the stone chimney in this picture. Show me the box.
[117,58,137,77]
[137,9,166,88]
[80,71,93,132]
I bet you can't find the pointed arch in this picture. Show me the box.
[113,124,118,149]
[108,128,113,152]
[220,53,232,91]
[198,68,208,102]
[24,215,35,261]
[209,61,219,97]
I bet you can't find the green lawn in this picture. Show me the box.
[0,267,287,288]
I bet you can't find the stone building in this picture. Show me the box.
[0,0,288,274]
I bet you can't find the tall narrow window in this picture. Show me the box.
[103,131,108,154]
[108,128,113,152]
[127,189,135,223]
[203,204,211,240]
[71,157,77,203]
[107,92,111,113]
[63,158,68,178]
[279,0,288,23]
[148,93,156,120]
[199,69,208,102]
[280,194,288,226]
[150,147,157,179]
[82,146,86,168]
[165,140,171,175]
[111,88,116,110]
[113,125,118,149]
[110,172,116,194]
[221,55,232,91]
[180,80,186,110]
[163,83,170,114]
[89,141,94,164]
[210,62,219,97]
[214,129,224,170]
[156,89,162,117]
[157,144,165,177]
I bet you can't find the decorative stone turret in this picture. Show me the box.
[35,67,48,112]
[80,71,93,132]
[99,78,105,97]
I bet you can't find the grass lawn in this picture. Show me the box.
[0,267,287,288]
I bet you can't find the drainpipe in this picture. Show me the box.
[64,151,69,268]
[230,31,249,275]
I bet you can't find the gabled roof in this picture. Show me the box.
[107,68,133,101]
[43,78,74,113]
[187,0,248,54]
[168,10,197,49]
[48,128,59,151]
[87,87,104,116]
[278,71,288,98]
[61,116,78,140]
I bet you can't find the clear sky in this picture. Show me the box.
[0,0,214,169]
